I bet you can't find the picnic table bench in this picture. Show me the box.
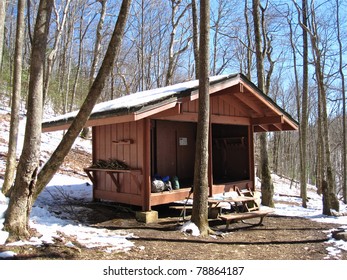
[208,187,274,229]
[219,208,274,230]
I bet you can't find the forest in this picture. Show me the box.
[0,0,346,239]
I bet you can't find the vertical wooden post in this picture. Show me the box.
[143,118,152,211]
[91,127,97,200]
[208,122,213,196]
[249,124,255,191]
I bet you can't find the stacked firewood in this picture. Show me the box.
[91,159,129,170]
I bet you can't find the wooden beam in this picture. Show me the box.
[211,115,251,125]
[156,112,199,122]
[134,100,178,121]
[149,104,181,119]
[251,115,284,125]
[254,125,269,132]
[234,92,263,115]
[209,84,243,97]
[268,124,282,131]
[219,94,251,116]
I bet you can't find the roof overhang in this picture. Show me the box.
[42,73,298,132]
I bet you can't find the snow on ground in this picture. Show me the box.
[260,175,347,257]
[0,107,134,256]
[0,107,347,259]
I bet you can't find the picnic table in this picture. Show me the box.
[208,194,273,229]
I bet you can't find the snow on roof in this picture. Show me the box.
[43,74,232,125]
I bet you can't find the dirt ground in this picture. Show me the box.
[1,202,346,260]
[1,134,346,260]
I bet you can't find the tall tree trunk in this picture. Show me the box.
[165,0,191,86]
[252,0,274,207]
[191,0,199,78]
[35,0,132,200]
[300,0,309,208]
[191,0,210,236]
[4,0,54,242]
[317,68,339,214]
[81,0,107,139]
[2,0,26,196]
[310,7,339,215]
[0,0,6,71]
[43,0,71,104]
[69,6,86,112]
[89,0,107,88]
[244,0,252,80]
[336,0,346,204]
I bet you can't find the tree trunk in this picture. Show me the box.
[318,71,339,214]
[191,0,199,78]
[299,0,309,208]
[309,5,339,215]
[82,0,108,143]
[0,0,6,71]
[244,0,252,80]
[43,0,71,104]
[4,0,54,242]
[191,0,210,237]
[165,1,191,86]
[89,0,107,88]
[336,0,346,204]
[252,0,274,207]
[2,0,26,196]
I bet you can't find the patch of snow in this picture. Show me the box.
[180,221,200,236]
[0,250,16,259]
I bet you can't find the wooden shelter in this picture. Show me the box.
[42,73,298,211]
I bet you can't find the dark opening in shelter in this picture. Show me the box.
[212,124,250,184]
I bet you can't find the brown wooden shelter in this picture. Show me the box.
[43,73,298,211]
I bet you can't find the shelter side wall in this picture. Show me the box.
[91,121,145,205]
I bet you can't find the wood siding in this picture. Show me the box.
[92,120,145,206]
[90,91,257,209]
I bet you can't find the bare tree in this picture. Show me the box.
[69,4,96,112]
[43,0,71,104]
[305,2,339,214]
[81,0,108,139]
[4,0,54,241]
[191,0,199,78]
[165,0,191,85]
[4,0,132,242]
[295,0,309,208]
[2,0,26,196]
[0,0,6,71]
[89,0,107,88]
[191,0,211,236]
[300,0,309,208]
[252,0,274,207]
[336,0,346,204]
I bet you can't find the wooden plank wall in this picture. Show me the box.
[92,120,145,197]
[181,95,246,118]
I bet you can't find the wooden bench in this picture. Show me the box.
[219,209,274,230]
[169,205,193,220]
